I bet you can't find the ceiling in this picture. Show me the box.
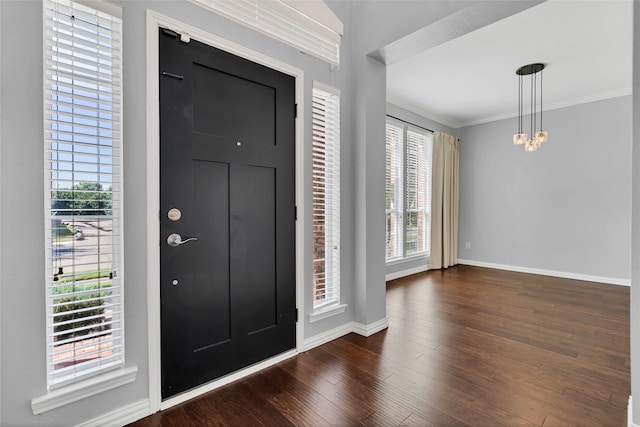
[386,0,633,129]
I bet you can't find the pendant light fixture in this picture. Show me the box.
[513,63,548,151]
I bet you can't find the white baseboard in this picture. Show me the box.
[75,399,150,427]
[304,318,389,351]
[457,259,630,287]
[303,322,355,351]
[629,396,640,427]
[386,265,428,281]
[352,317,389,337]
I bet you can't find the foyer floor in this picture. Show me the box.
[129,265,630,426]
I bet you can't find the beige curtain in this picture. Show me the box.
[430,132,459,269]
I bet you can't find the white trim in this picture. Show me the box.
[386,265,429,281]
[309,303,347,323]
[73,0,122,17]
[160,350,297,411]
[388,87,632,129]
[303,318,389,351]
[352,318,389,337]
[457,87,633,128]
[145,10,162,414]
[303,322,354,351]
[31,367,138,415]
[629,396,639,427]
[458,259,631,287]
[0,1,3,423]
[386,96,459,129]
[385,253,428,267]
[313,79,341,97]
[146,10,305,413]
[74,398,149,427]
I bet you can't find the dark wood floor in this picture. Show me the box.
[129,265,630,426]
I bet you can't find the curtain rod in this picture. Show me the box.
[386,114,434,133]
[386,114,460,141]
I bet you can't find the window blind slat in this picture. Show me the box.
[44,0,123,390]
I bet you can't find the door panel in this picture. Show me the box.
[246,165,277,334]
[192,159,231,351]
[159,29,296,399]
[192,63,276,144]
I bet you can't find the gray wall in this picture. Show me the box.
[631,1,639,421]
[457,96,632,281]
[347,0,491,325]
[385,103,458,279]
[3,0,604,425]
[0,1,3,423]
[3,0,483,424]
[0,0,358,425]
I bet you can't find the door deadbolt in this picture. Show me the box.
[167,208,182,221]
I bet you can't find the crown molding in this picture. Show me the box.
[389,87,632,129]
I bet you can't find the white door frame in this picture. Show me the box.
[145,9,305,412]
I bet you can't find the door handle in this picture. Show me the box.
[167,233,198,247]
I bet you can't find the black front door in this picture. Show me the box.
[159,29,296,399]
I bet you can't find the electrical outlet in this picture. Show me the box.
[465,242,471,249]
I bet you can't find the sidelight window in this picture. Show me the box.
[43,0,123,389]
[312,82,340,310]
[385,117,433,261]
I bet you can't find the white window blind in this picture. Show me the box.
[385,118,433,261]
[312,83,340,309]
[405,129,432,256]
[44,0,123,389]
[385,121,403,260]
[187,0,342,66]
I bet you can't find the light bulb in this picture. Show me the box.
[536,130,548,143]
[513,133,527,145]
[525,138,537,152]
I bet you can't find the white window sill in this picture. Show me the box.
[386,253,429,267]
[309,303,347,323]
[31,366,138,415]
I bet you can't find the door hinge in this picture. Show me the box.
[294,103,298,118]
[294,206,297,221]
[296,308,299,322]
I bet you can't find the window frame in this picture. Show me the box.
[385,116,433,263]
[310,81,343,316]
[43,0,125,391]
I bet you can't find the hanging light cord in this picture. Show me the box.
[518,74,523,134]
[533,68,537,137]
[530,71,534,140]
[540,68,543,132]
